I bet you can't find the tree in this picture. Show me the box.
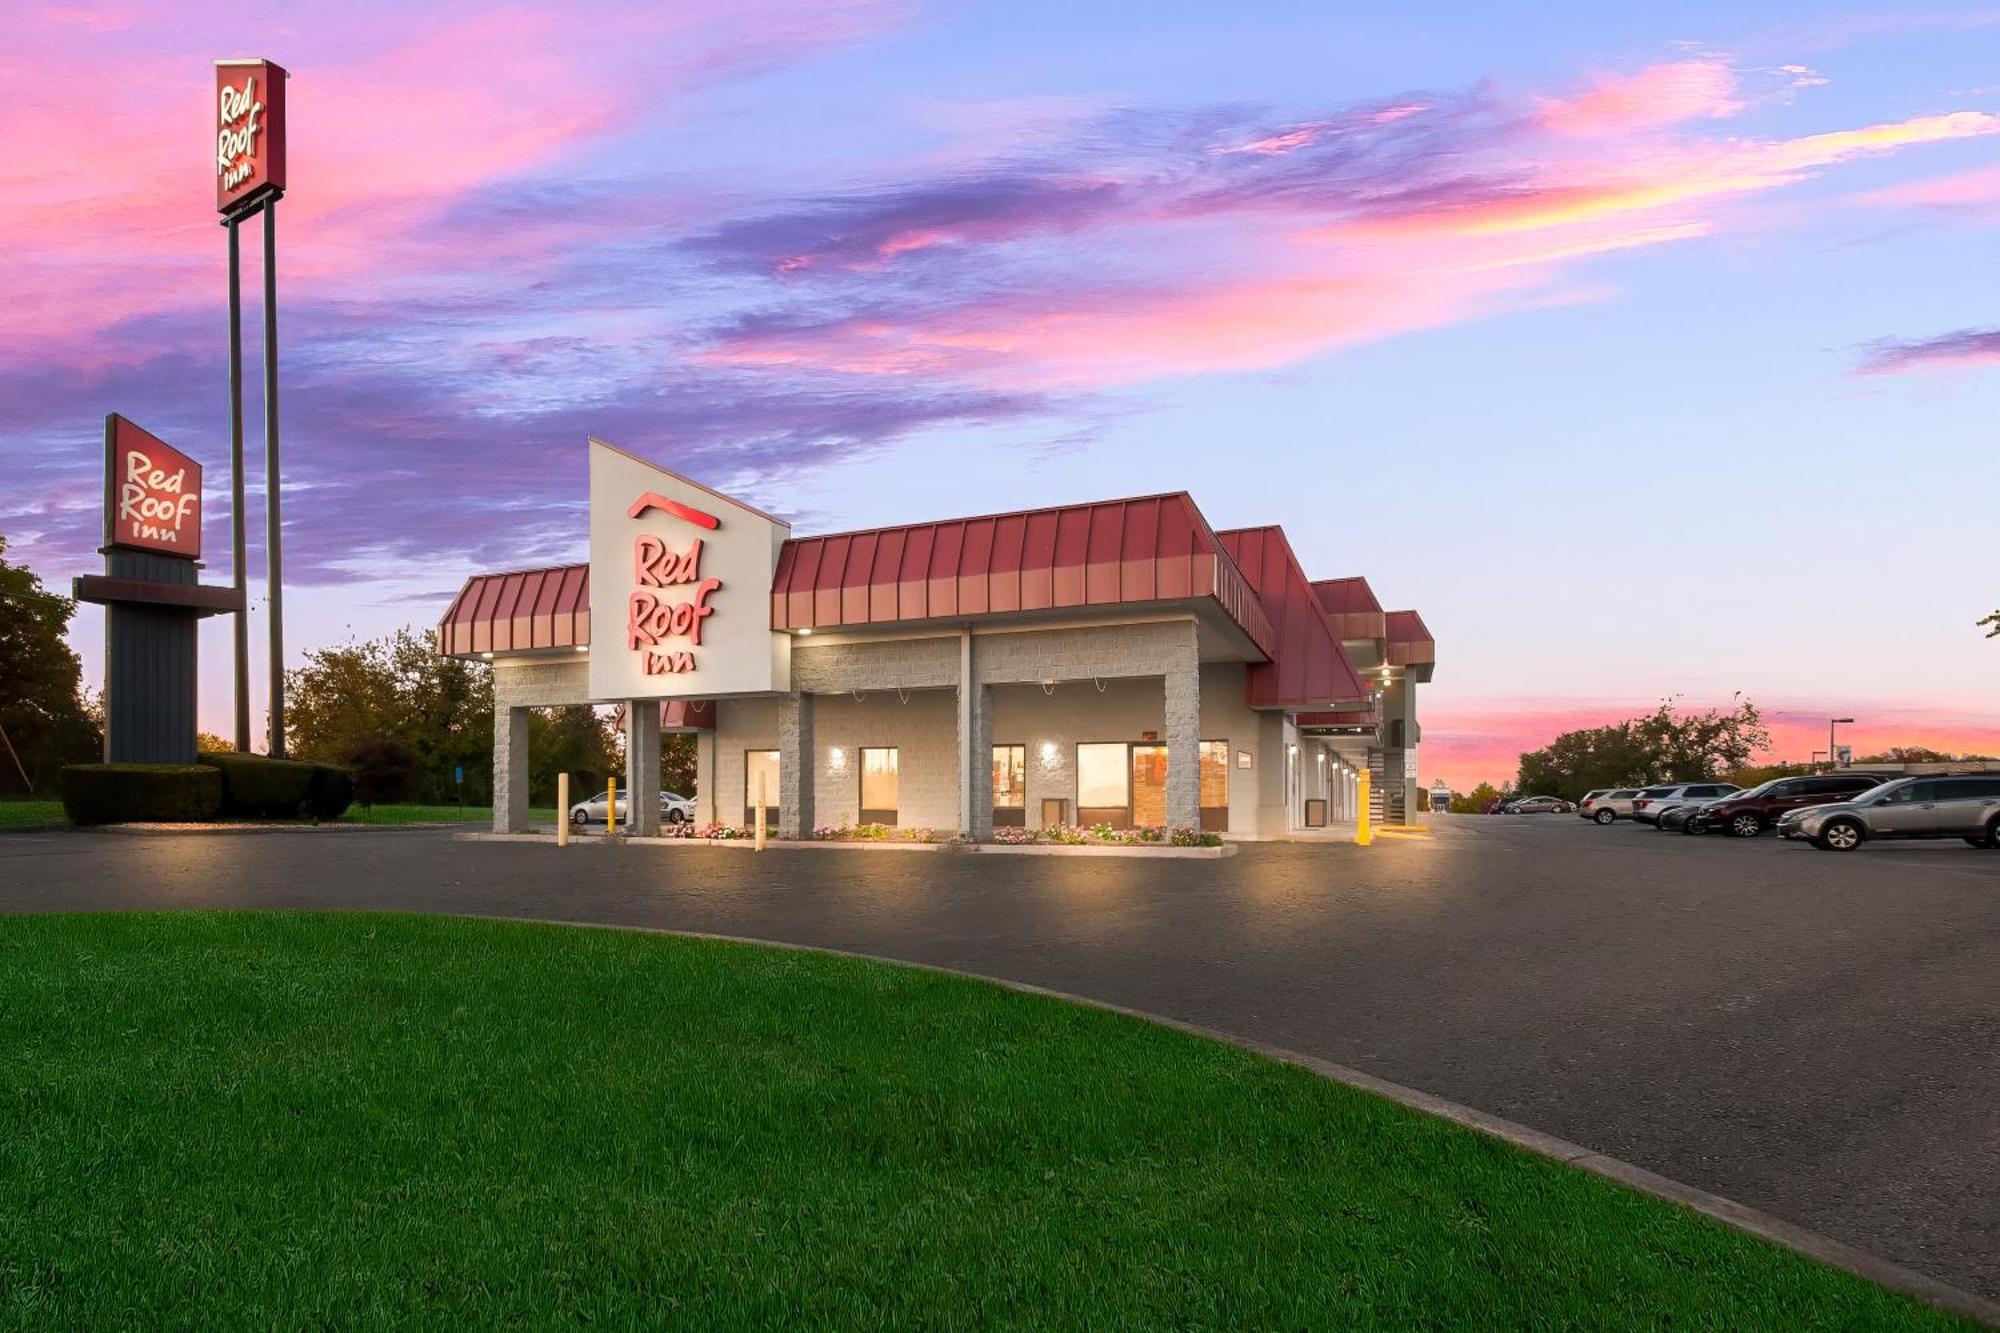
[1980,610,1998,639]
[1515,699,1771,802]
[197,732,234,754]
[1451,781,1501,814]
[287,627,492,804]
[0,535,100,794]
[528,706,617,805]
[344,735,422,810]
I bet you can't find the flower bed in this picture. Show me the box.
[811,823,953,844]
[992,823,1222,848]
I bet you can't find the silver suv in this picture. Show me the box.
[1797,775,2000,851]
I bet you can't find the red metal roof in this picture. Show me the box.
[660,699,715,731]
[437,563,588,657]
[1295,707,1377,729]
[1215,527,1368,710]
[1311,576,1387,642]
[770,493,1275,655]
[1385,609,1436,667]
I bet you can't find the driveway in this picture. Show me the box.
[2,816,1995,1298]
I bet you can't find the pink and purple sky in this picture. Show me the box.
[6,1,1998,791]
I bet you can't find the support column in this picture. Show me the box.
[628,701,660,836]
[695,728,717,826]
[494,704,529,834]
[777,692,814,838]
[1164,627,1200,832]
[958,631,994,840]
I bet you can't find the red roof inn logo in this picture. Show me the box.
[626,497,722,675]
[105,415,202,559]
[215,59,287,215]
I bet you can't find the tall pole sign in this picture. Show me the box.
[216,58,288,754]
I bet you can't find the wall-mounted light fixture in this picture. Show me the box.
[828,746,847,771]
[1039,741,1059,766]
[796,627,813,636]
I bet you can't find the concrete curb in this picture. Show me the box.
[478,913,1998,1328]
[453,832,1235,858]
[87,821,481,836]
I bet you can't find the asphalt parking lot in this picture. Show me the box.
[2,814,1995,1298]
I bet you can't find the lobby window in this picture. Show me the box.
[860,747,899,826]
[744,749,779,828]
[992,744,1026,828]
[1076,742,1130,827]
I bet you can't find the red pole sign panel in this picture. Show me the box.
[105,415,203,559]
[215,58,287,215]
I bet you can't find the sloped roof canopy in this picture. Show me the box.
[437,563,588,657]
[1386,609,1436,667]
[769,492,1275,656]
[1312,576,1386,643]
[1216,527,1368,710]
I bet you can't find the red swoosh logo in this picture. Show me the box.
[628,492,720,529]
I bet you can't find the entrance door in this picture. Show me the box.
[1131,744,1168,828]
[860,747,899,826]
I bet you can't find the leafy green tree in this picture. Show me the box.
[663,732,697,797]
[528,706,617,805]
[1515,699,1770,802]
[287,627,493,804]
[1980,609,1997,639]
[1450,781,1501,813]
[0,536,100,794]
[344,734,422,810]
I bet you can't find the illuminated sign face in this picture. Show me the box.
[588,439,790,700]
[105,415,203,559]
[625,497,723,675]
[216,59,287,214]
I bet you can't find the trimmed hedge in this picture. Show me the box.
[61,764,223,825]
[198,754,353,820]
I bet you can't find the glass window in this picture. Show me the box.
[1200,741,1229,810]
[992,745,1026,809]
[860,748,899,821]
[1935,777,2000,801]
[744,750,779,822]
[1076,743,1129,811]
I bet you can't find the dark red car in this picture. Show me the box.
[1692,773,1892,838]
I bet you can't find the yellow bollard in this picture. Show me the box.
[1356,769,1372,846]
[607,776,617,836]
[755,772,768,851]
[557,772,569,847]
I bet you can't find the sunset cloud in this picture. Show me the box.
[1536,58,1746,136]
[1854,327,2000,375]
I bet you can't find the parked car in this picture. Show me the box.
[1630,782,1740,826]
[1487,797,1521,814]
[569,789,696,826]
[1508,795,1574,814]
[1796,775,2000,851]
[1578,788,1642,824]
[1659,803,1704,833]
[1690,773,1892,838]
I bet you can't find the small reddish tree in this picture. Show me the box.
[343,735,422,811]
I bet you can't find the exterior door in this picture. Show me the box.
[992,744,1027,827]
[860,747,899,826]
[1076,742,1130,827]
[1130,745,1168,828]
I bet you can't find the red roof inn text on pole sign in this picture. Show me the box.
[215,59,287,216]
[105,414,202,559]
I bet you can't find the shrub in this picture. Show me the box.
[61,764,223,825]
[198,753,341,819]
[343,735,421,810]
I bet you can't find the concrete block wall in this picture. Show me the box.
[808,689,960,830]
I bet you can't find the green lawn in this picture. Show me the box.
[0,800,63,829]
[0,914,1962,1329]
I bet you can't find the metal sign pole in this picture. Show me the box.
[227,215,250,752]
[261,198,285,757]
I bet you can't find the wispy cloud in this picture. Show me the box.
[1855,326,2000,374]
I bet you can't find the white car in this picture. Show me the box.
[568,789,695,826]
[1578,788,1642,824]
